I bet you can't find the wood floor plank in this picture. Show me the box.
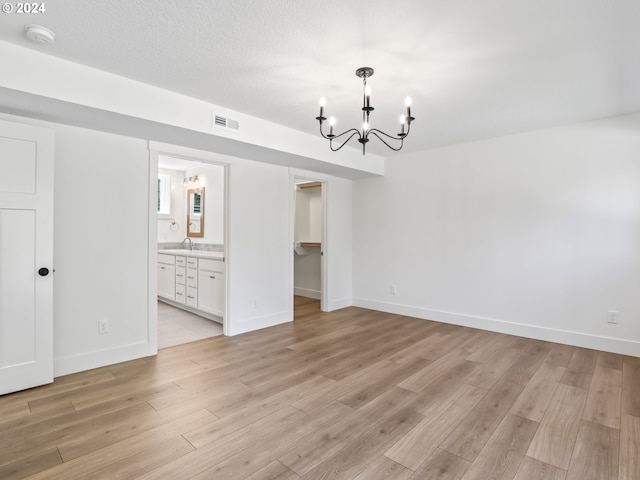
[466,347,523,390]
[398,348,472,393]
[438,379,524,462]
[0,447,62,480]
[501,340,552,386]
[192,402,352,480]
[596,351,624,370]
[510,362,566,422]
[561,348,598,389]
[622,356,640,417]
[24,409,216,480]
[545,344,576,368]
[458,414,539,480]
[299,407,424,480]
[403,359,479,416]
[409,449,471,480]
[245,461,300,480]
[565,420,619,480]
[280,387,411,476]
[513,456,567,480]
[527,383,588,470]
[620,414,640,480]
[582,365,622,429]
[338,356,430,409]
[384,383,487,470]
[352,456,413,480]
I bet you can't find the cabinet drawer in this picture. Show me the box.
[186,286,198,308]
[175,266,186,285]
[186,268,198,287]
[199,258,224,272]
[175,284,186,304]
[186,257,198,268]
[175,256,186,267]
[157,253,175,265]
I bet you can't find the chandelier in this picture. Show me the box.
[316,67,415,155]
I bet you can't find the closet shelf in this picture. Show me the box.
[299,242,321,248]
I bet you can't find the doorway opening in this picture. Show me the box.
[293,177,325,315]
[155,154,226,348]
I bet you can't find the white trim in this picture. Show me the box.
[353,297,640,357]
[294,287,321,300]
[147,148,159,355]
[325,297,352,312]
[54,342,151,377]
[227,310,291,336]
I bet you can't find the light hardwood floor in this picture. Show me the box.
[1,296,638,479]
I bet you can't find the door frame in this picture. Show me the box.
[290,172,328,312]
[147,145,231,354]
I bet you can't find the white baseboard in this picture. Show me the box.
[325,297,352,312]
[228,310,292,336]
[54,341,151,377]
[294,287,321,300]
[353,297,640,357]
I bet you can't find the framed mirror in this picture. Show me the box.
[187,187,204,237]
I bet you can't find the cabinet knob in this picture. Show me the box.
[210,275,216,279]
[38,267,50,277]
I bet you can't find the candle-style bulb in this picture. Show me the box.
[364,85,372,96]
[404,97,412,107]
[319,96,326,107]
[399,114,406,124]
[329,117,336,126]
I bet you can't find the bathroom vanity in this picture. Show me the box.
[157,249,224,322]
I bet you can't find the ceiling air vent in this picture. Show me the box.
[212,113,239,131]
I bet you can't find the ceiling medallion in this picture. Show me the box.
[316,67,414,155]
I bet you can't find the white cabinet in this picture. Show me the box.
[157,252,224,321]
[157,254,176,300]
[198,268,224,317]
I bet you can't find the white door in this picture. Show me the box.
[0,120,54,395]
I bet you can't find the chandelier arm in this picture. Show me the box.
[368,128,409,142]
[368,131,405,151]
[329,131,361,151]
[319,123,362,141]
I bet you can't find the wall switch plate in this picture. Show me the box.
[390,285,397,295]
[606,310,619,324]
[98,319,109,334]
[252,299,258,308]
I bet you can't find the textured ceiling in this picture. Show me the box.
[0,0,639,156]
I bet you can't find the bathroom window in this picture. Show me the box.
[158,174,171,215]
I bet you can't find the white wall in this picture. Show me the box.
[353,113,640,356]
[0,113,151,376]
[157,168,186,243]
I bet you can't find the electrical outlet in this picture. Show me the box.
[252,299,258,308]
[390,285,397,295]
[98,319,109,334]
[606,310,618,324]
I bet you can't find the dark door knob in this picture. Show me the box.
[38,267,50,277]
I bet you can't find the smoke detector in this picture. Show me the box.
[24,24,55,45]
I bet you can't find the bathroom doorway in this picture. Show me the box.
[155,154,226,348]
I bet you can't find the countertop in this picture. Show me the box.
[158,249,224,260]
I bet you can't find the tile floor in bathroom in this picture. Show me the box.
[157,301,223,349]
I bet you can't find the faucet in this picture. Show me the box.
[183,237,193,251]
